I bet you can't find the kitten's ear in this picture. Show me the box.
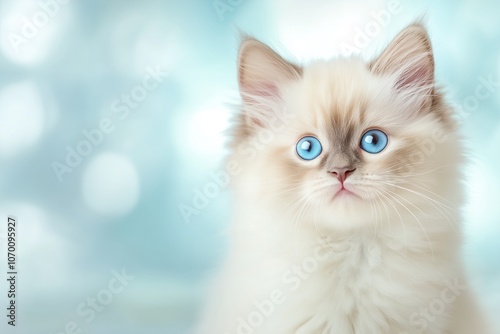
[238,37,301,126]
[370,23,434,98]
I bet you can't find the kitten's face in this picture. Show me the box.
[234,25,458,230]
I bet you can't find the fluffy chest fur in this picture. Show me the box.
[212,210,459,334]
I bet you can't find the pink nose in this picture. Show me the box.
[328,168,356,183]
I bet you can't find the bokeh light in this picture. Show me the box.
[0,81,44,156]
[0,0,74,66]
[82,153,140,217]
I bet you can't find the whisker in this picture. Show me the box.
[378,187,435,260]
[382,181,459,235]
[365,186,408,256]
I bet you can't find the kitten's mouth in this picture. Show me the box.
[332,186,359,200]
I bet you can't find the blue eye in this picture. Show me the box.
[296,136,322,160]
[360,129,388,154]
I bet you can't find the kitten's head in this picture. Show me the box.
[231,24,461,231]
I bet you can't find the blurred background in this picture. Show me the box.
[0,0,498,333]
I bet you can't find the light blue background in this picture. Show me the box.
[0,0,498,333]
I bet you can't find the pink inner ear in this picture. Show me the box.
[243,82,280,98]
[241,81,281,108]
[241,82,280,128]
[396,65,432,90]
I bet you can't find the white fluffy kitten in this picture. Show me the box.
[196,24,489,334]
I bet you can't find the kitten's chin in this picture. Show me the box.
[318,195,376,231]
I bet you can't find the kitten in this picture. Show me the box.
[195,23,489,334]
